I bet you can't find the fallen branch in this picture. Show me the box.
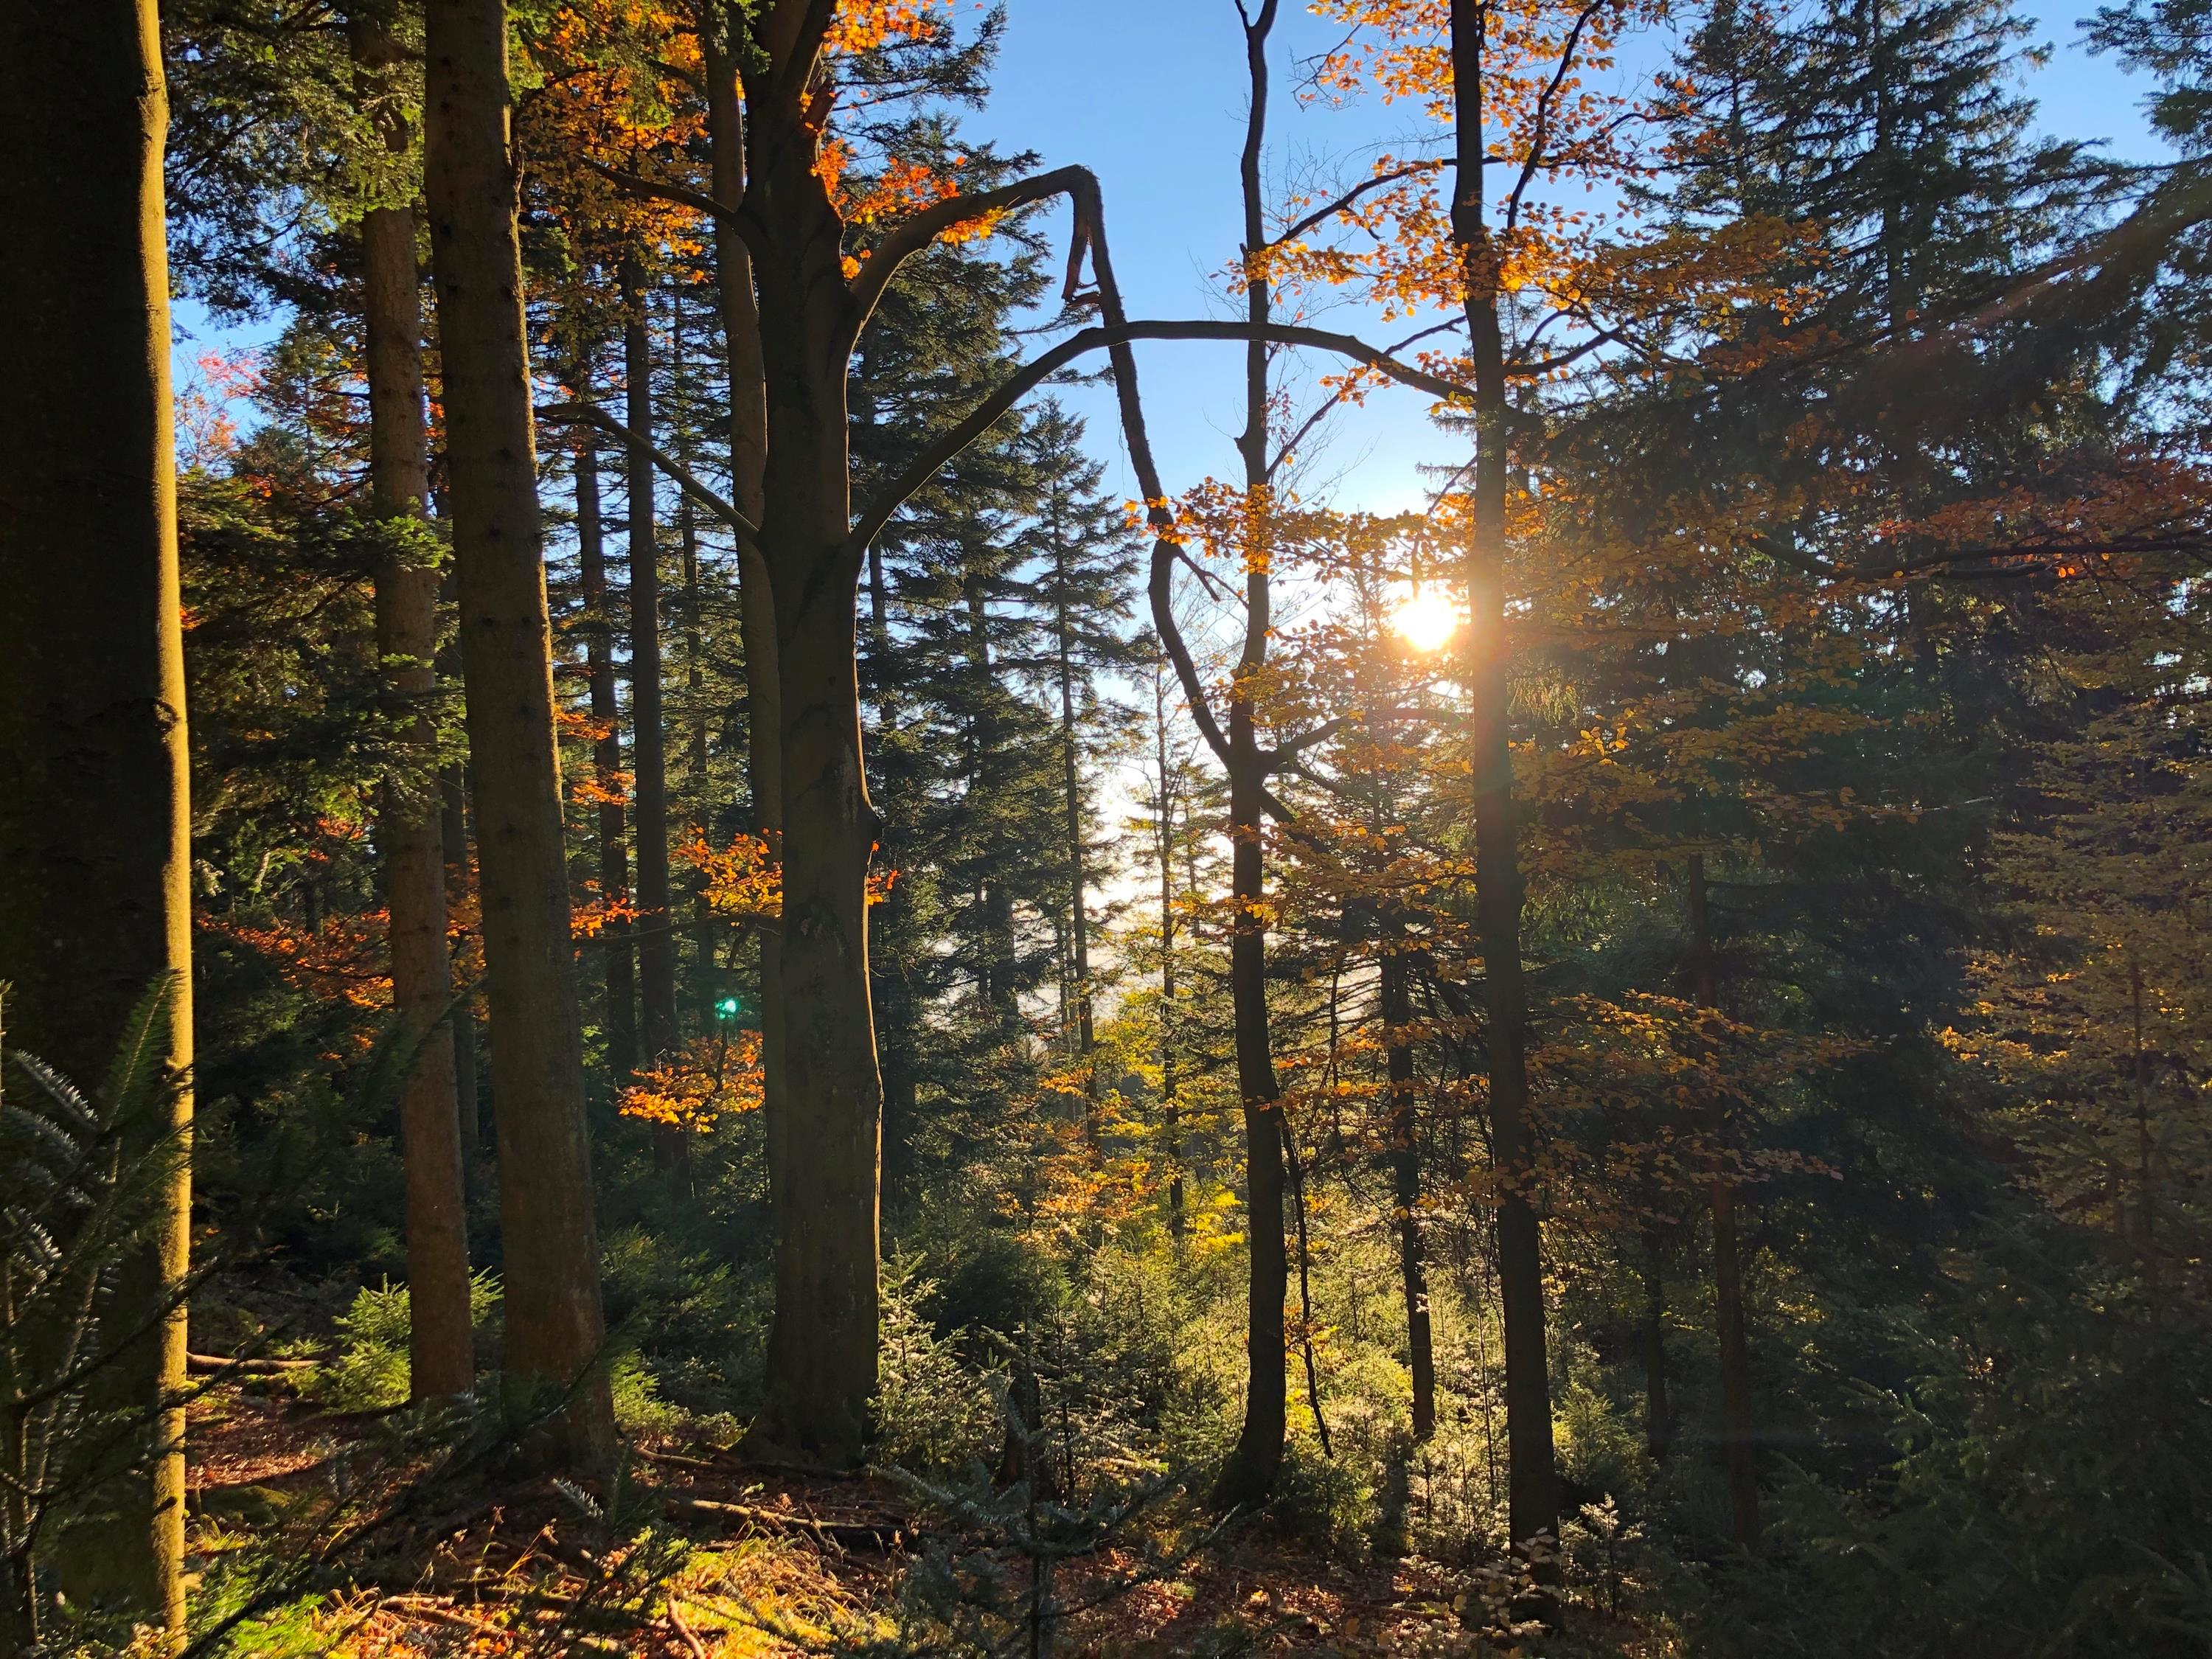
[661,1495,916,1552]
[187,1351,322,1374]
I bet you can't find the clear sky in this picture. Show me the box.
[173,0,2177,511]
[956,0,2174,516]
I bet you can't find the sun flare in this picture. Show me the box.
[1391,586,1461,653]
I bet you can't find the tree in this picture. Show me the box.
[422,0,613,1465]
[348,0,476,1403]
[0,0,193,1627]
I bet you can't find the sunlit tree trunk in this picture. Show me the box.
[1450,0,1559,1552]
[0,0,192,1625]
[350,1,475,1402]
[422,0,613,1466]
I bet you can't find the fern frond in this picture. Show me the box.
[1,1055,99,1141]
[99,970,181,1120]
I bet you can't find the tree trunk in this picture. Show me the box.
[351,3,476,1402]
[1641,1232,1671,1464]
[1054,532,1099,1147]
[1155,668,1185,1239]
[746,94,883,1458]
[1381,945,1436,1443]
[577,425,638,1081]
[422,0,613,1466]
[442,763,481,1150]
[702,29,786,1200]
[0,0,192,1626]
[1211,0,1291,1514]
[623,256,680,1083]
[1450,0,1559,1553]
[1689,855,1758,1545]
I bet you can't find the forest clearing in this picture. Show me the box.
[1,0,2209,1652]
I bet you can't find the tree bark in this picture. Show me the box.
[1689,854,1758,1545]
[441,763,481,1149]
[703,23,789,1256]
[0,0,192,1625]
[1212,0,1291,1512]
[744,44,883,1458]
[1155,667,1185,1239]
[422,0,613,1467]
[351,2,476,1403]
[1450,0,1559,1552]
[1381,945,1436,1442]
[623,256,680,1084]
[577,425,638,1081]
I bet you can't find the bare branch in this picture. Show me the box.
[537,402,759,545]
[846,164,1095,334]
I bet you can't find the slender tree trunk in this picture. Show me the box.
[1155,668,1185,1239]
[1381,945,1436,1443]
[673,310,717,1030]
[1054,532,1099,1149]
[577,427,638,1080]
[1689,854,1758,1545]
[442,763,481,1149]
[623,257,680,1083]
[1450,0,1559,1552]
[1641,1232,1671,1464]
[0,0,191,1624]
[351,3,475,1402]
[1211,0,1292,1514]
[422,0,613,1465]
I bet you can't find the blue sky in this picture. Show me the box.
[174,0,2177,514]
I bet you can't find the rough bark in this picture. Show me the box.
[1689,854,1759,1545]
[1450,0,1559,1551]
[0,0,192,1624]
[1212,0,1291,1512]
[422,0,613,1466]
[576,428,638,1080]
[351,2,476,1402]
[622,256,680,1081]
[745,31,884,1456]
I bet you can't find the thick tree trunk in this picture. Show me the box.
[1450,0,1559,1554]
[0,0,192,1627]
[1381,947,1436,1442]
[352,4,475,1402]
[1211,0,1291,1514]
[623,257,680,1082]
[1689,855,1759,1545]
[577,429,638,1079]
[422,0,613,1466]
[746,101,883,1455]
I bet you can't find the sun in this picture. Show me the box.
[1390,585,1461,653]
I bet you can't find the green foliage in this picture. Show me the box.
[305,1272,498,1411]
[870,1251,1000,1475]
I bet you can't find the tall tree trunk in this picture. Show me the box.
[1054,522,1099,1147]
[1213,0,1290,1512]
[1689,855,1758,1545]
[1450,0,1559,1551]
[1155,667,1185,1239]
[701,24,786,1203]
[0,0,192,1626]
[745,92,883,1460]
[672,308,717,1030]
[422,0,613,1466]
[623,256,680,1082]
[577,427,638,1080]
[1381,944,1436,1443]
[1641,1231,1671,1464]
[351,1,475,1402]
[442,763,482,1149]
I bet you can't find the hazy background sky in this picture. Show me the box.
[172,0,2174,516]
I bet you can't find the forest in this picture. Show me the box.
[1,0,2208,1652]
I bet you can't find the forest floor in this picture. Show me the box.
[184,1382,1565,1658]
